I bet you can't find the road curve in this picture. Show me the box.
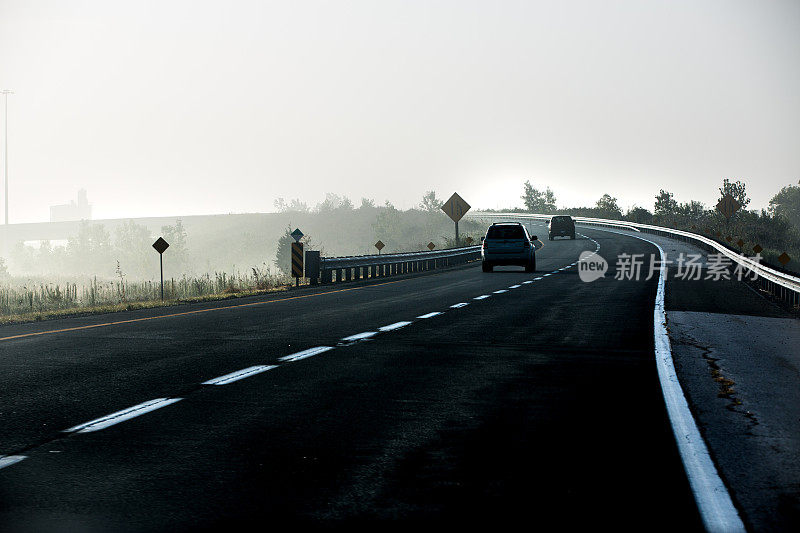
[0,227,704,531]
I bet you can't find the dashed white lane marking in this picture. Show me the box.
[278,346,334,362]
[0,455,26,470]
[534,277,543,280]
[378,321,413,332]
[509,284,521,289]
[473,295,491,300]
[523,280,534,284]
[543,273,552,277]
[492,289,508,294]
[340,331,378,342]
[450,302,469,309]
[202,365,278,385]
[64,398,183,434]
[416,312,442,319]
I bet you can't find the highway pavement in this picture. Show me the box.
[0,227,704,531]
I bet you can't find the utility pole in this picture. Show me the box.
[1,90,13,225]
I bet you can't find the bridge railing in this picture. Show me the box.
[469,212,800,307]
[320,245,481,283]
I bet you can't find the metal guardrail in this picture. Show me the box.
[469,211,800,307]
[320,245,481,283]
[471,212,641,232]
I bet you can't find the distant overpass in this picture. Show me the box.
[0,213,269,256]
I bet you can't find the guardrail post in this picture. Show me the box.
[321,267,332,284]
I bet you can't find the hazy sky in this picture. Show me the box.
[1,0,798,222]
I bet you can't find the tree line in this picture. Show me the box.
[510,178,800,271]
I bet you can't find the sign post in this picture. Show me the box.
[291,228,304,287]
[152,237,170,300]
[441,192,471,245]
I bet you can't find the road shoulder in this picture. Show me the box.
[668,307,800,530]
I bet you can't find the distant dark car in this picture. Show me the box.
[481,222,537,272]
[548,216,575,240]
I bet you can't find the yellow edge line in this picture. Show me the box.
[0,278,411,343]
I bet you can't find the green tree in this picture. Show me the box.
[625,206,653,224]
[677,201,706,222]
[66,222,113,275]
[274,198,309,212]
[114,220,154,278]
[595,194,622,218]
[161,219,189,274]
[521,181,557,212]
[274,225,294,274]
[654,190,678,217]
[419,190,444,212]
[316,193,353,212]
[359,197,376,209]
[769,180,800,229]
[718,178,750,209]
[372,201,402,248]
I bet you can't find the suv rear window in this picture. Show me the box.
[486,225,526,239]
[551,216,572,223]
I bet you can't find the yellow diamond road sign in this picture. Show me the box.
[441,192,471,223]
[427,242,435,251]
[716,194,741,219]
[152,237,169,254]
[375,240,385,251]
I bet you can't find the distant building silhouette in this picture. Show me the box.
[50,189,92,222]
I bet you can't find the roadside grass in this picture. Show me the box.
[0,268,294,326]
[0,284,295,326]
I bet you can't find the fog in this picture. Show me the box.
[1,0,798,224]
[1,0,799,303]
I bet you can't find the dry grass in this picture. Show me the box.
[0,267,292,325]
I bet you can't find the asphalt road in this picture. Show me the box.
[0,227,703,531]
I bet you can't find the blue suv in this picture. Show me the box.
[481,223,537,273]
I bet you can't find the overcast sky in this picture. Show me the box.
[1,0,798,222]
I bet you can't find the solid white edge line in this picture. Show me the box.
[278,346,334,362]
[378,321,412,332]
[202,365,278,385]
[614,229,745,532]
[64,398,183,434]
[416,312,442,319]
[0,455,26,470]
